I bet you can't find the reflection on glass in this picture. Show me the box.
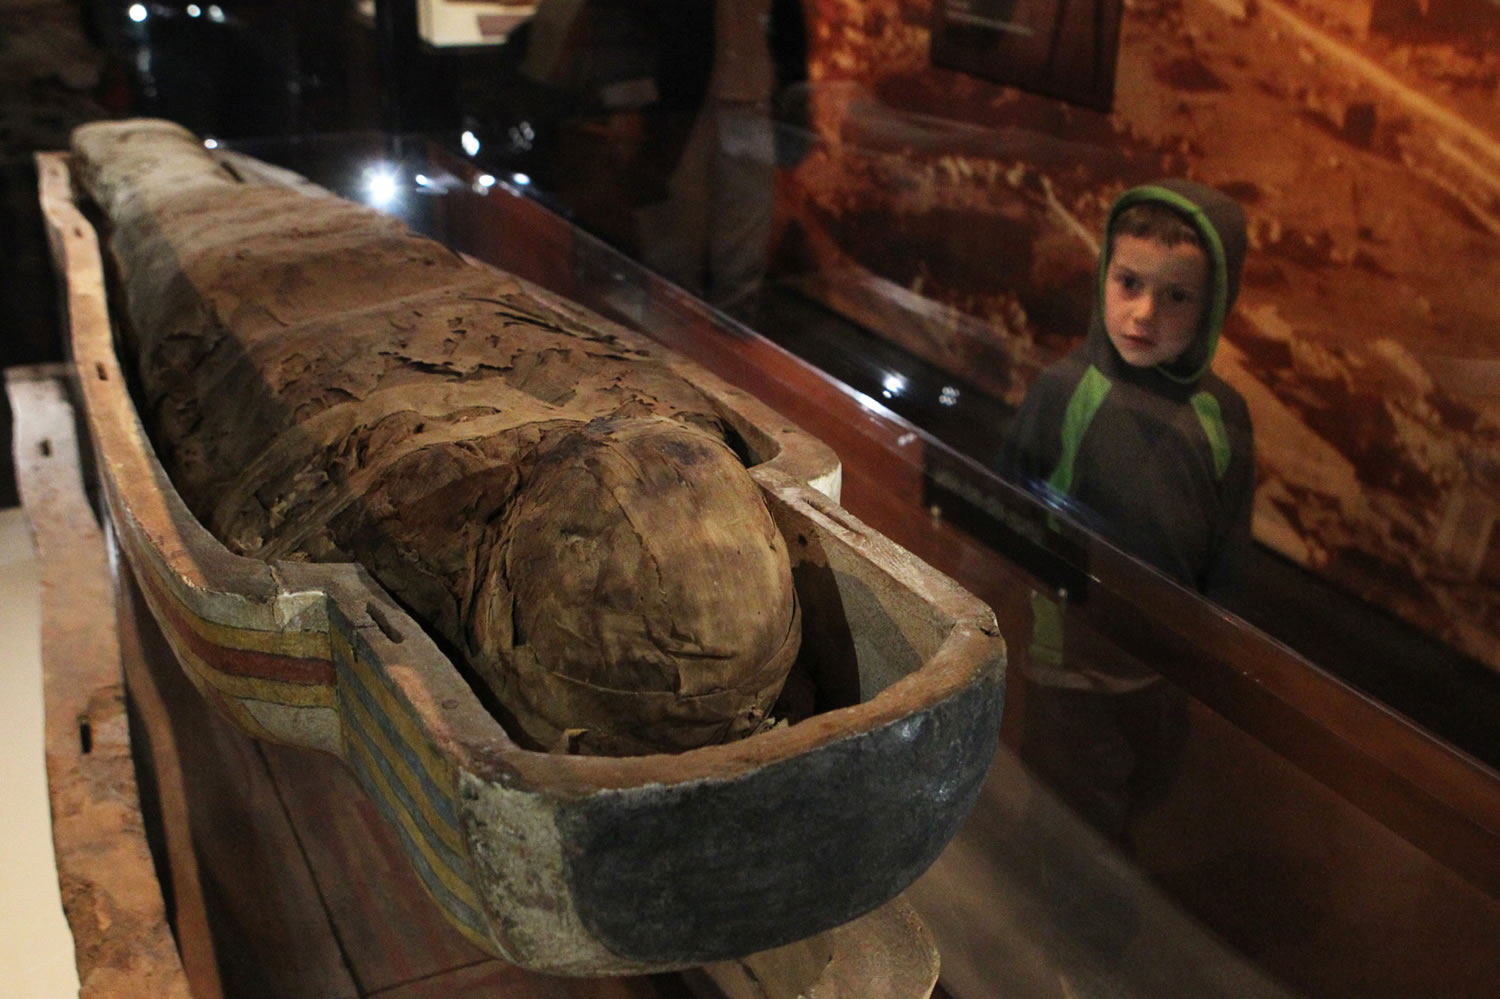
[213,21,1500,973]
[994,183,1255,857]
[362,164,401,209]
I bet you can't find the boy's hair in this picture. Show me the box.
[1111,201,1204,251]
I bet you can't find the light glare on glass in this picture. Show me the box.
[364,166,400,208]
[460,130,481,157]
[128,3,148,22]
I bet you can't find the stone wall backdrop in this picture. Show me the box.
[776,0,1500,674]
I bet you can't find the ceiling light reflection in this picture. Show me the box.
[363,165,400,209]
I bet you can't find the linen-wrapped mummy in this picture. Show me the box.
[72,119,800,756]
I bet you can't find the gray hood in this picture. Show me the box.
[1091,179,1248,385]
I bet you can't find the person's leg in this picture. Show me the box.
[1118,679,1190,825]
[1016,682,1144,966]
[705,102,776,314]
[1019,684,1136,842]
[635,110,714,294]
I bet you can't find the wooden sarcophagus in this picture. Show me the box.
[34,118,1006,980]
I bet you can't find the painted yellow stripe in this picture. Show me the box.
[133,560,336,710]
[339,667,467,858]
[340,700,480,911]
[331,629,457,799]
[446,907,500,954]
[146,610,338,709]
[132,543,332,661]
[168,639,336,717]
[166,587,331,660]
[178,602,331,660]
[157,641,315,747]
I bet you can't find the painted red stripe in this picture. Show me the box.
[138,563,336,687]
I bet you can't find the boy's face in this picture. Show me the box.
[1103,234,1209,369]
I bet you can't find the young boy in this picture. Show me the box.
[997,179,1255,841]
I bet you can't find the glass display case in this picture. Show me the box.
[221,124,1500,998]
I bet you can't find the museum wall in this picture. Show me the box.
[776,0,1500,673]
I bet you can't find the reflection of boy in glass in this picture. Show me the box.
[997,181,1254,842]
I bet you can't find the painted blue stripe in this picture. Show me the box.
[336,650,462,831]
[342,740,490,936]
[340,700,472,877]
[333,651,487,935]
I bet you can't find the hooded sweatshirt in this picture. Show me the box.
[999,180,1255,606]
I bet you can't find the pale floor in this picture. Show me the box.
[1,505,82,998]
